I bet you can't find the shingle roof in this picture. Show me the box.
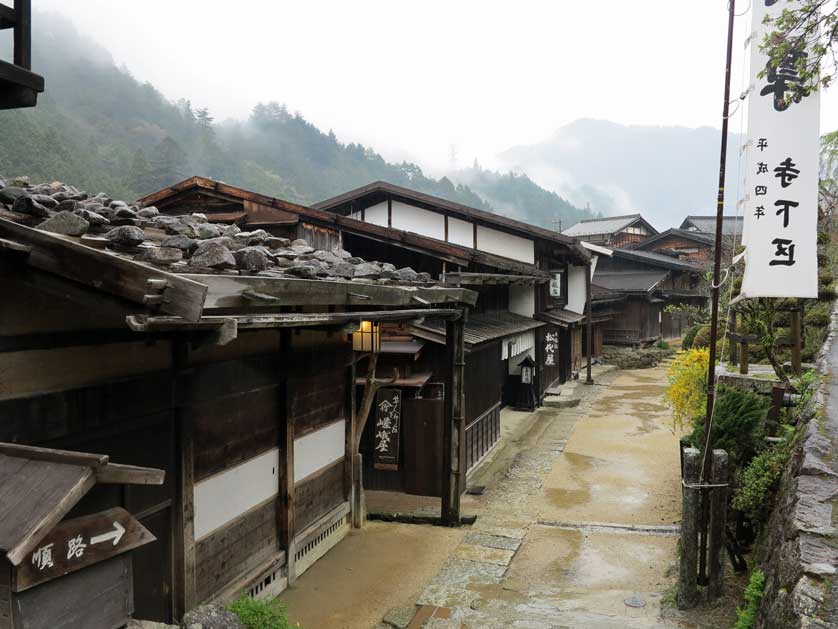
[680,215,743,236]
[563,214,657,238]
[592,270,669,293]
[626,228,716,250]
[411,311,545,347]
[611,248,704,272]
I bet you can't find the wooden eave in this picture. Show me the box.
[0,442,164,566]
[442,272,550,286]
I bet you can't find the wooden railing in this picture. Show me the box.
[465,402,501,472]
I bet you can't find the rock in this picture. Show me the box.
[126,620,179,629]
[380,269,397,280]
[291,245,315,255]
[199,236,235,250]
[331,261,356,278]
[137,206,159,218]
[104,225,146,247]
[382,606,416,629]
[154,216,195,237]
[161,234,198,252]
[181,603,244,629]
[109,200,128,209]
[332,247,352,259]
[347,256,365,265]
[190,242,236,269]
[115,207,138,219]
[12,195,51,218]
[75,208,110,226]
[0,177,5,189]
[354,262,382,279]
[395,267,418,282]
[234,247,271,272]
[196,222,222,240]
[381,262,396,273]
[291,238,309,248]
[190,212,208,223]
[265,236,291,249]
[9,176,30,187]
[286,262,319,279]
[0,186,27,204]
[31,194,58,209]
[55,199,78,213]
[36,211,90,236]
[416,272,432,282]
[313,250,341,265]
[137,247,183,265]
[272,248,300,260]
[221,223,241,237]
[245,229,270,245]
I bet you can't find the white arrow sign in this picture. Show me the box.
[90,521,126,546]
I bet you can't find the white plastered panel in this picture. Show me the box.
[293,419,346,483]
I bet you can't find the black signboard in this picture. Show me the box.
[373,388,402,470]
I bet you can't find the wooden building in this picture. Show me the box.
[562,214,658,248]
[624,228,716,264]
[592,248,705,345]
[0,208,474,624]
[679,215,743,238]
[0,0,44,109]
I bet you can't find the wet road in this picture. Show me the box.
[414,365,694,628]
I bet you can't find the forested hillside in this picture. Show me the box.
[0,12,595,229]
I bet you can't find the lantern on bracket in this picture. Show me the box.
[352,320,380,353]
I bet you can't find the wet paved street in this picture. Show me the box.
[413,365,692,628]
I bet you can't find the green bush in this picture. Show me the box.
[735,569,766,629]
[657,340,670,350]
[691,324,711,349]
[733,445,790,521]
[229,596,294,629]
[682,324,700,349]
[689,385,769,467]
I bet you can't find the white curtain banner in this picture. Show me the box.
[740,0,820,298]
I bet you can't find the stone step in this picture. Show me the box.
[542,395,580,409]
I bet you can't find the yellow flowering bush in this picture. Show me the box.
[664,348,709,432]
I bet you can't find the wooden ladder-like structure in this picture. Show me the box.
[0,0,44,109]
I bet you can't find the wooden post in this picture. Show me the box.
[14,0,31,70]
[790,309,802,375]
[585,260,594,385]
[728,311,737,365]
[677,448,701,609]
[739,340,749,375]
[442,313,465,526]
[277,330,296,584]
[708,449,729,599]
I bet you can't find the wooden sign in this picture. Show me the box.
[544,330,558,367]
[373,388,402,470]
[14,507,155,592]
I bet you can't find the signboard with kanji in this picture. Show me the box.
[14,507,155,592]
[373,388,402,470]
[740,0,820,298]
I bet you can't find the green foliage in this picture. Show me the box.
[735,569,766,629]
[656,340,670,350]
[691,324,712,349]
[733,445,790,521]
[681,324,700,350]
[689,386,769,467]
[229,596,294,629]
[664,348,709,432]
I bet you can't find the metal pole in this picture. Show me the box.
[700,0,736,584]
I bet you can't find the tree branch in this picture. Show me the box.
[352,353,398,454]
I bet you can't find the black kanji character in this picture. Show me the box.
[755,206,765,219]
[774,199,799,228]
[774,157,800,188]
[769,238,796,266]
[759,49,807,111]
[757,138,768,151]
[755,185,768,196]
[757,162,769,174]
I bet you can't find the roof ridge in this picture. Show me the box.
[578,213,641,224]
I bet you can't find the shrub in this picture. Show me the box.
[682,324,700,350]
[657,340,670,350]
[733,445,790,522]
[689,385,769,467]
[664,348,709,432]
[229,596,294,629]
[735,569,766,629]
[691,324,711,349]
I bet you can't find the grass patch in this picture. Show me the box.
[229,595,298,629]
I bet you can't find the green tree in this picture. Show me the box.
[147,136,189,190]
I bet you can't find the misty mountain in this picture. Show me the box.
[0,12,597,230]
[498,118,741,230]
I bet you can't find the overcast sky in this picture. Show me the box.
[36,0,838,175]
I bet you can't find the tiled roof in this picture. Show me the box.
[611,248,704,272]
[680,215,743,236]
[562,214,643,237]
[592,270,669,293]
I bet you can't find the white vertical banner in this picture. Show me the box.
[739,0,820,298]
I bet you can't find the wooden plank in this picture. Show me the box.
[0,4,15,29]
[0,218,207,321]
[13,0,30,69]
[0,60,41,92]
[14,507,155,591]
[187,275,476,309]
[0,443,108,468]
[96,463,165,486]
[294,460,343,533]
[0,238,29,257]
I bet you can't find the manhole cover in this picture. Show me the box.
[624,596,646,608]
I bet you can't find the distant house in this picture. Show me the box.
[680,215,743,238]
[593,248,706,345]
[562,214,658,247]
[625,228,716,264]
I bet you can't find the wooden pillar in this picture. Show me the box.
[728,311,737,365]
[442,313,465,526]
[585,260,594,385]
[677,447,701,609]
[790,309,802,375]
[277,330,296,584]
[708,449,729,599]
[14,0,31,70]
[739,341,749,375]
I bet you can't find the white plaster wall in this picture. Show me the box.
[509,285,535,317]
[448,217,473,248]
[567,265,588,315]
[193,448,279,540]
[391,201,445,240]
[293,419,346,483]
[360,201,389,227]
[475,225,535,264]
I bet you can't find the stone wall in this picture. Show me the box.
[601,345,676,369]
[756,309,838,629]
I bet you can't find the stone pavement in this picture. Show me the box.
[407,365,698,629]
